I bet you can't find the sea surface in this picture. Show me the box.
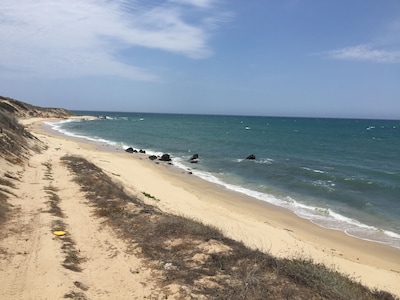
[48,112,400,249]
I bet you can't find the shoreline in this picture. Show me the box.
[23,117,400,296]
[45,116,400,250]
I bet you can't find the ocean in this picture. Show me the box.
[48,112,400,249]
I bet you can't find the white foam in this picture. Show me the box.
[255,158,274,164]
[384,230,400,239]
[302,167,325,174]
[179,170,400,248]
[46,119,122,149]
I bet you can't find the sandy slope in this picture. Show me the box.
[1,117,400,299]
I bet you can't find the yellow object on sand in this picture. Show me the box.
[53,231,67,236]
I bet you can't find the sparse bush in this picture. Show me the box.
[142,191,160,202]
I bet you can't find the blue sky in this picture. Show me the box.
[1,0,399,119]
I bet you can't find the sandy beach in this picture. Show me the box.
[1,117,399,298]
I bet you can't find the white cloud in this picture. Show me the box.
[0,0,230,80]
[326,45,400,63]
[169,0,214,9]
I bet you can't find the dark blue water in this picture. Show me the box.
[48,112,400,248]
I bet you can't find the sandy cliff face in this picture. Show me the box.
[0,95,74,119]
[0,95,74,162]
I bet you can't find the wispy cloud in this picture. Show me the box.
[170,0,214,9]
[0,0,230,80]
[325,45,400,63]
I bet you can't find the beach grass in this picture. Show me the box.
[0,176,18,224]
[42,160,84,274]
[0,194,9,224]
[61,155,397,300]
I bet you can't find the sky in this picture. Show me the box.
[1,0,399,119]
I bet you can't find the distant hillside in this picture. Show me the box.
[0,95,74,119]
[0,95,74,163]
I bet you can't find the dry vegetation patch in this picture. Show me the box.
[0,173,20,225]
[42,161,85,274]
[61,155,397,300]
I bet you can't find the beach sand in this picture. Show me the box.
[1,117,399,298]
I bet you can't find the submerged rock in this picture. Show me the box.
[246,154,256,160]
[189,153,199,163]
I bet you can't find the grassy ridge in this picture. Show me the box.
[61,155,397,300]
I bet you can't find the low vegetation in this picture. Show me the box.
[0,194,9,225]
[142,191,160,201]
[42,160,84,274]
[61,155,397,300]
[0,176,18,225]
[40,160,87,300]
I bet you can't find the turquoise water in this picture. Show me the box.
[48,112,400,248]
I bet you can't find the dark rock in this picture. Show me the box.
[159,154,171,161]
[190,153,199,160]
[139,149,146,154]
[125,147,134,153]
[148,155,157,160]
[189,153,199,163]
[246,154,256,160]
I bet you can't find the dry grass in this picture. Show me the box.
[0,174,18,224]
[63,291,88,300]
[0,194,9,225]
[52,219,85,273]
[0,110,41,161]
[43,160,84,274]
[45,189,64,218]
[42,161,64,217]
[0,177,17,189]
[61,155,398,300]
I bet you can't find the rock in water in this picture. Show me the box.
[125,147,134,153]
[159,154,172,161]
[189,153,199,163]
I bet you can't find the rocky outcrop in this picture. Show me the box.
[125,147,135,153]
[159,154,171,162]
[126,147,146,154]
[246,154,256,160]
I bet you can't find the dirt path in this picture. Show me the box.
[0,147,160,299]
